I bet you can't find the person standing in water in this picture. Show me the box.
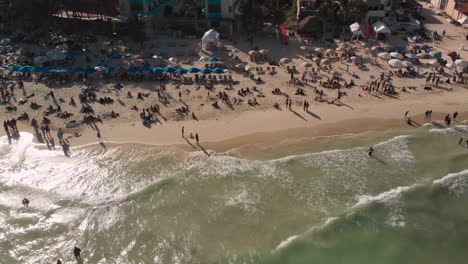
[22,198,29,207]
[459,138,464,145]
[181,126,185,138]
[73,247,81,260]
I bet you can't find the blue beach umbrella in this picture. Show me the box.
[83,67,96,74]
[176,68,188,75]
[8,65,20,72]
[66,50,80,56]
[152,67,164,74]
[111,54,122,59]
[141,66,153,72]
[429,51,442,58]
[164,66,177,73]
[212,68,225,74]
[104,67,115,73]
[208,57,220,62]
[41,66,55,73]
[201,68,212,74]
[55,68,70,73]
[187,67,200,73]
[128,66,143,72]
[31,66,42,73]
[19,66,32,72]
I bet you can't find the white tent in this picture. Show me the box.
[373,21,391,35]
[350,22,363,41]
[349,22,360,32]
[201,29,220,49]
[458,16,467,26]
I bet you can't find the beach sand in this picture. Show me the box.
[1,4,467,155]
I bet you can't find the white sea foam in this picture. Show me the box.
[433,169,468,196]
[429,125,468,136]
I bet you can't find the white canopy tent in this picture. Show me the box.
[350,22,364,41]
[201,29,220,49]
[373,21,391,35]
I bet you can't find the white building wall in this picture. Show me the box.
[221,0,236,19]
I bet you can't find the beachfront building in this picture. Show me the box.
[444,0,468,21]
[296,0,318,20]
[363,0,393,24]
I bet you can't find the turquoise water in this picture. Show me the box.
[0,123,467,263]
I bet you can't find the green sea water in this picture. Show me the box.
[0,122,467,263]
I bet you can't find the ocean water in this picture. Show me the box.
[0,123,468,264]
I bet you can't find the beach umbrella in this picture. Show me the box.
[168,57,178,63]
[212,68,225,74]
[31,66,42,73]
[405,53,417,59]
[244,65,252,71]
[454,59,467,67]
[201,68,212,74]
[259,49,269,55]
[187,67,200,73]
[141,66,152,72]
[34,56,48,65]
[209,56,221,62]
[429,51,442,58]
[94,66,106,72]
[417,53,430,59]
[163,66,177,73]
[336,47,343,51]
[111,54,122,59]
[428,60,440,67]
[198,56,208,61]
[320,58,331,64]
[388,59,403,68]
[299,46,309,50]
[19,66,32,72]
[8,65,20,72]
[51,53,66,61]
[176,68,188,75]
[134,55,144,60]
[235,64,244,69]
[390,52,403,59]
[152,55,164,59]
[66,50,79,56]
[312,57,320,62]
[350,56,358,61]
[83,67,96,74]
[315,47,324,52]
[402,61,413,67]
[301,62,313,68]
[128,66,143,72]
[378,52,391,60]
[152,67,163,74]
[105,67,115,73]
[325,48,334,54]
[445,63,455,69]
[55,69,70,73]
[40,66,55,73]
[248,50,258,56]
[280,58,291,64]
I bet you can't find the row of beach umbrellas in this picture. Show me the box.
[3,65,226,74]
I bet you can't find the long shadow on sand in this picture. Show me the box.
[289,108,308,121]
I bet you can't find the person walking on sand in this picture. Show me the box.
[73,247,81,260]
[182,126,185,138]
[453,112,458,121]
[459,138,463,145]
[405,111,409,119]
[57,128,63,143]
[368,147,374,157]
[195,133,199,144]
